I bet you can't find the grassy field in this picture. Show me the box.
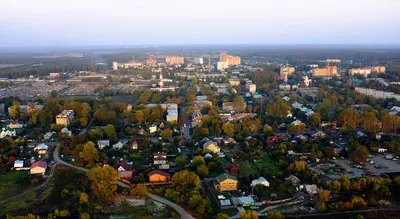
[236,161,259,176]
[253,151,280,172]
[0,171,30,200]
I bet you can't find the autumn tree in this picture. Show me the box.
[222,122,234,136]
[360,112,378,132]
[104,124,116,140]
[160,128,172,140]
[266,210,284,219]
[171,170,200,191]
[86,166,118,201]
[175,156,187,167]
[351,146,369,164]
[216,213,229,219]
[192,155,206,167]
[234,96,246,112]
[307,113,321,130]
[196,164,209,177]
[240,210,258,219]
[288,161,306,173]
[338,109,360,129]
[79,141,100,167]
[339,175,351,191]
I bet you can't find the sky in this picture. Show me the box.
[0,0,399,47]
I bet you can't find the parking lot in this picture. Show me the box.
[332,154,400,179]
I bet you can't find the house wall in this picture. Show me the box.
[149,174,169,182]
[30,167,45,174]
[217,179,237,191]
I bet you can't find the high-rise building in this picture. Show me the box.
[312,66,338,77]
[193,57,203,65]
[143,57,157,66]
[217,62,229,70]
[220,51,241,65]
[158,72,163,89]
[166,56,184,64]
[348,66,386,77]
[112,61,118,70]
[280,66,295,82]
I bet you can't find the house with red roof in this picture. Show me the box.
[229,164,238,176]
[113,161,135,179]
[266,136,279,146]
[30,160,47,175]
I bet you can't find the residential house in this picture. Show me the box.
[6,120,25,129]
[34,143,49,155]
[250,177,270,187]
[302,184,321,195]
[131,140,139,150]
[113,161,135,179]
[238,196,255,207]
[148,170,171,183]
[97,140,110,149]
[370,147,387,153]
[305,130,326,138]
[203,141,221,153]
[285,175,301,185]
[0,127,16,138]
[153,152,168,165]
[43,131,53,140]
[223,136,237,145]
[215,173,238,191]
[113,141,124,150]
[61,127,72,136]
[30,160,47,175]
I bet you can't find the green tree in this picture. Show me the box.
[234,96,246,112]
[135,110,145,124]
[9,107,19,119]
[86,166,118,201]
[217,213,230,219]
[175,156,187,167]
[171,170,200,191]
[88,128,103,143]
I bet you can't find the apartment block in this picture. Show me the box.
[312,66,338,77]
[166,56,184,65]
[220,51,241,65]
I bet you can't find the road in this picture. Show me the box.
[181,102,192,140]
[79,117,94,135]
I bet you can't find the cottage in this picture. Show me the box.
[223,136,237,145]
[34,143,49,155]
[148,170,171,183]
[266,136,279,145]
[215,173,238,191]
[30,160,47,175]
[61,127,72,136]
[203,141,221,153]
[113,161,135,179]
[97,140,110,149]
[306,130,326,138]
[43,131,53,140]
[153,152,168,165]
[250,177,270,187]
[0,127,16,138]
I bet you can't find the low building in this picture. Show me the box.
[215,173,238,191]
[131,140,139,150]
[30,160,47,175]
[222,102,246,112]
[113,161,135,179]
[97,140,110,149]
[217,62,229,70]
[285,175,301,185]
[237,196,255,207]
[148,170,171,182]
[61,127,72,136]
[56,110,75,127]
[166,104,178,123]
[112,141,124,150]
[229,164,239,176]
[247,83,256,93]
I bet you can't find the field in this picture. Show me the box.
[0,171,30,200]
[236,160,259,176]
[0,165,88,216]
[253,151,280,173]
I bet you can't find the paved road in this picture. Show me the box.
[229,200,303,219]
[182,102,192,140]
[147,193,195,219]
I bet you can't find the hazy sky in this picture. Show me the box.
[1,0,399,46]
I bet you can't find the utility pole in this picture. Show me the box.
[208,55,211,73]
